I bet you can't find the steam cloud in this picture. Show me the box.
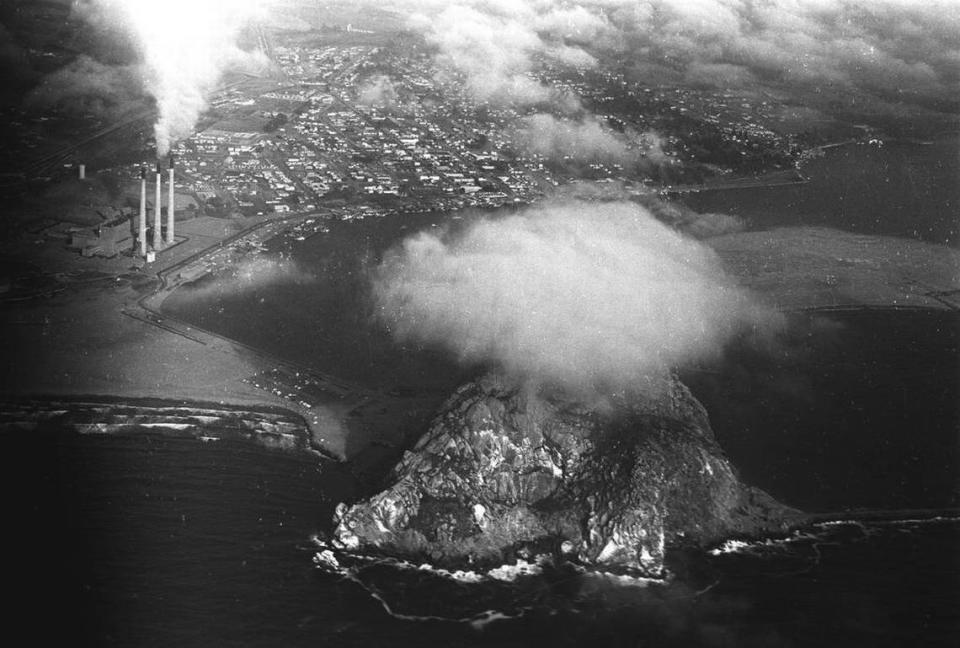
[79,0,270,155]
[373,201,779,392]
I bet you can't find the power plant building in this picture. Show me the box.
[70,213,134,258]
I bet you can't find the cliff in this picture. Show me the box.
[332,373,801,576]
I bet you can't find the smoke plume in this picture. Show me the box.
[372,200,779,393]
[25,55,142,119]
[79,0,270,155]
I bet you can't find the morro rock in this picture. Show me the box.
[333,373,801,576]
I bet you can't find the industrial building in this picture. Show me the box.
[69,211,134,258]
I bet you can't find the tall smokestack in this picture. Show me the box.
[153,161,163,250]
[139,166,147,257]
[166,157,175,245]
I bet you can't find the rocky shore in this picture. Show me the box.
[332,373,804,576]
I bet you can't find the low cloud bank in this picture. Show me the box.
[514,114,679,168]
[357,74,400,108]
[516,113,632,164]
[372,200,779,393]
[390,0,958,110]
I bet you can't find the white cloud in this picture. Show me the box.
[372,200,780,393]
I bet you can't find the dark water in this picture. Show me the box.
[680,137,960,246]
[2,426,957,647]
[3,431,347,646]
[163,209,476,395]
[4,310,958,646]
[1,331,955,646]
[683,309,960,513]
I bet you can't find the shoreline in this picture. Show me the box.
[1,207,446,465]
[794,303,960,314]
[0,392,344,460]
[3,303,955,434]
[0,209,367,456]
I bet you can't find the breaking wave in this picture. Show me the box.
[310,537,664,627]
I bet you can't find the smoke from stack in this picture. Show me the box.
[82,1,268,156]
[372,200,782,395]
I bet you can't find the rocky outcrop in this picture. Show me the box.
[333,373,801,576]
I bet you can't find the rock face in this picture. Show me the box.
[333,373,800,575]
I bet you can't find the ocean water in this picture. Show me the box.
[682,309,960,513]
[679,136,960,246]
[4,309,958,646]
[2,420,957,647]
[162,207,472,395]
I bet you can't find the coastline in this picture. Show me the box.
[0,393,344,460]
[0,211,362,455]
[1,208,446,466]
[664,132,958,198]
[4,162,960,464]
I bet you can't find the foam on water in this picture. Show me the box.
[311,539,537,625]
[708,530,821,557]
[140,423,194,431]
[311,535,667,585]
[581,570,662,588]
[837,514,960,527]
[486,559,544,582]
[708,539,752,556]
[311,537,548,584]
[708,515,960,561]
[309,535,671,626]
